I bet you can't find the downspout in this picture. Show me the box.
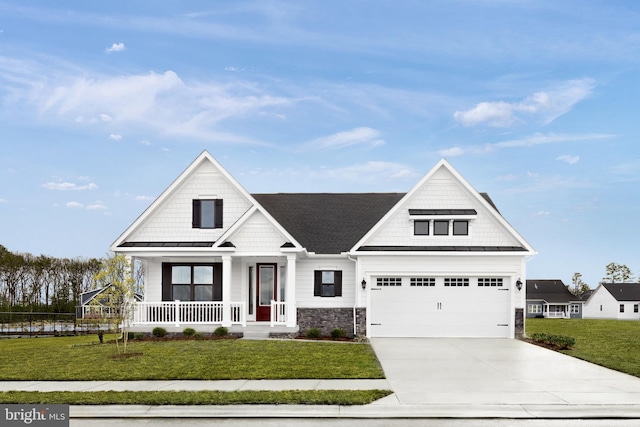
[347,253,358,337]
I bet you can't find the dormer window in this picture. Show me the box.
[192,199,223,229]
[409,209,474,237]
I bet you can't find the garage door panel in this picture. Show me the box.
[370,277,510,338]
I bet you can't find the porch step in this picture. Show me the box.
[241,330,270,340]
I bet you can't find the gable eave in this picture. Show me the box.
[111,150,262,250]
[349,158,536,255]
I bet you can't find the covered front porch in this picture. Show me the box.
[544,303,570,318]
[130,253,300,330]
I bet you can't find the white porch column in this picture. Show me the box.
[222,255,232,327]
[286,255,297,327]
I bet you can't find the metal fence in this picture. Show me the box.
[0,312,109,337]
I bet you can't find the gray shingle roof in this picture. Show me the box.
[602,283,640,301]
[253,193,405,254]
[526,279,577,303]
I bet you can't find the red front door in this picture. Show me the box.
[256,264,277,321]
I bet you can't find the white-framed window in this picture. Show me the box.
[477,278,503,287]
[444,277,469,287]
[528,304,542,314]
[571,304,580,314]
[376,277,402,287]
[410,277,435,287]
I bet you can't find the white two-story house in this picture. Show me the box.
[111,151,535,338]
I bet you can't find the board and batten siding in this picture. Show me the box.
[295,258,356,308]
[364,166,520,248]
[128,159,253,242]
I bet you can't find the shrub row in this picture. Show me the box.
[530,332,576,350]
[125,326,229,341]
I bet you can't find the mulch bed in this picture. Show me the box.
[520,337,572,351]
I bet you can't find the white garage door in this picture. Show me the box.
[370,276,511,337]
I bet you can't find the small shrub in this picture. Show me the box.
[127,331,135,340]
[183,328,196,337]
[133,332,145,340]
[530,332,576,350]
[194,332,205,340]
[152,327,167,338]
[330,328,346,339]
[306,328,321,339]
[213,326,228,337]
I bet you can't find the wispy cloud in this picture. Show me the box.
[42,182,99,191]
[453,78,596,127]
[109,133,122,140]
[439,132,614,157]
[303,127,384,151]
[0,198,7,203]
[105,42,125,53]
[556,154,580,165]
[86,201,107,210]
[135,195,154,201]
[4,64,296,144]
[66,201,83,208]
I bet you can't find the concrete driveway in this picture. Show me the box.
[370,338,640,406]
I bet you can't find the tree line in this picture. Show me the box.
[0,244,103,313]
[570,262,638,296]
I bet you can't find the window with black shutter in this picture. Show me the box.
[192,199,223,229]
[314,270,342,297]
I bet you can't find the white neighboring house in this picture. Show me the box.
[583,283,640,320]
[111,151,536,338]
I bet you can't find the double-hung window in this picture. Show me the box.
[314,270,342,297]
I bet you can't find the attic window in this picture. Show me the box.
[192,199,223,229]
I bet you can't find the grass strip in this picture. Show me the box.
[526,318,640,378]
[0,390,392,406]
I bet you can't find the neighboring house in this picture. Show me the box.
[76,285,143,319]
[526,279,583,319]
[583,283,640,320]
[111,151,536,338]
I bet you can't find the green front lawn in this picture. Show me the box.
[0,335,384,380]
[526,318,640,378]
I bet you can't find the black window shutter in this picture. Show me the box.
[334,270,343,297]
[213,264,223,301]
[313,271,322,296]
[162,263,172,301]
[192,200,201,228]
[214,199,223,228]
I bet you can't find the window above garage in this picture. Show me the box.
[410,209,476,237]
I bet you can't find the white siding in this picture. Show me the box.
[364,166,520,248]
[230,211,288,253]
[129,159,253,242]
[583,286,640,319]
[295,258,356,308]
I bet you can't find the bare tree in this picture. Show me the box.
[603,262,634,283]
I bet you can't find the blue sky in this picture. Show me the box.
[1,0,639,288]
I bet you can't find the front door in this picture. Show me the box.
[256,264,277,321]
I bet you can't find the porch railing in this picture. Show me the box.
[132,301,246,326]
[270,300,287,326]
[545,311,568,319]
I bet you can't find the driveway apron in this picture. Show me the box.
[370,338,640,406]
